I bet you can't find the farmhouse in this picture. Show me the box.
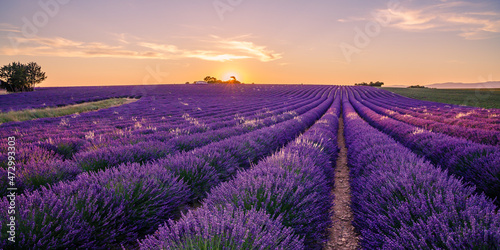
[195,81,208,85]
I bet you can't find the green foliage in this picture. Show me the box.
[203,75,241,84]
[355,81,384,87]
[0,61,47,92]
[385,87,500,109]
[204,76,217,83]
[408,85,427,88]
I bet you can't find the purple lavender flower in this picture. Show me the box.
[50,162,190,247]
[153,154,219,202]
[0,188,94,249]
[139,205,304,250]
[341,91,500,249]
[205,159,333,248]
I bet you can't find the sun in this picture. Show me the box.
[222,72,241,82]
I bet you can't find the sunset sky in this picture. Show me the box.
[1,0,499,87]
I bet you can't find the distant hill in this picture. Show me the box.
[427,81,500,89]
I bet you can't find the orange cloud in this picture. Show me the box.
[217,40,282,62]
[1,34,282,62]
[0,23,20,33]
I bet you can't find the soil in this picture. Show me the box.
[325,115,359,249]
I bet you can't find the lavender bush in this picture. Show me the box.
[205,158,332,248]
[352,88,500,145]
[153,154,220,201]
[139,206,304,250]
[3,85,498,248]
[0,86,333,196]
[342,90,500,248]
[49,163,191,247]
[179,97,340,249]
[0,189,94,249]
[0,86,336,248]
[347,87,500,203]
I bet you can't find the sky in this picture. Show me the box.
[0,0,499,87]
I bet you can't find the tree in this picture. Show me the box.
[228,76,241,84]
[203,76,218,83]
[25,62,47,90]
[201,75,241,84]
[408,85,427,88]
[354,82,368,86]
[0,62,47,92]
[354,81,384,87]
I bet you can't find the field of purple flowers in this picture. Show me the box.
[0,84,499,249]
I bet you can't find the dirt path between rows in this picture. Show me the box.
[326,114,359,249]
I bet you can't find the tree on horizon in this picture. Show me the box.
[0,62,47,92]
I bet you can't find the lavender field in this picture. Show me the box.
[0,84,499,249]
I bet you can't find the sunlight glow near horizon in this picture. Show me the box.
[0,0,499,87]
[222,72,241,82]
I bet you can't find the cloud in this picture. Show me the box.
[112,33,131,44]
[1,36,156,59]
[183,51,250,61]
[0,23,20,33]
[385,9,437,30]
[1,32,282,62]
[136,40,256,62]
[342,1,500,39]
[15,36,85,47]
[375,1,500,39]
[217,40,282,62]
[138,42,180,53]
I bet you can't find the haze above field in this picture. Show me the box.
[0,0,499,87]
[389,81,500,88]
[427,81,500,89]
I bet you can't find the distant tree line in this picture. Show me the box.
[0,62,47,92]
[354,81,384,87]
[203,76,241,84]
[408,85,428,88]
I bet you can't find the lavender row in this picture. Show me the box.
[346,87,500,204]
[0,84,306,112]
[365,87,500,130]
[352,89,500,146]
[140,92,341,249]
[359,90,500,140]
[73,92,328,172]
[0,90,330,197]
[0,86,138,112]
[361,86,500,127]
[0,85,327,157]
[342,91,500,248]
[128,88,334,202]
[0,85,318,153]
[0,89,335,249]
[0,85,319,143]
[3,90,321,159]
[364,87,500,126]
[0,87,328,174]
